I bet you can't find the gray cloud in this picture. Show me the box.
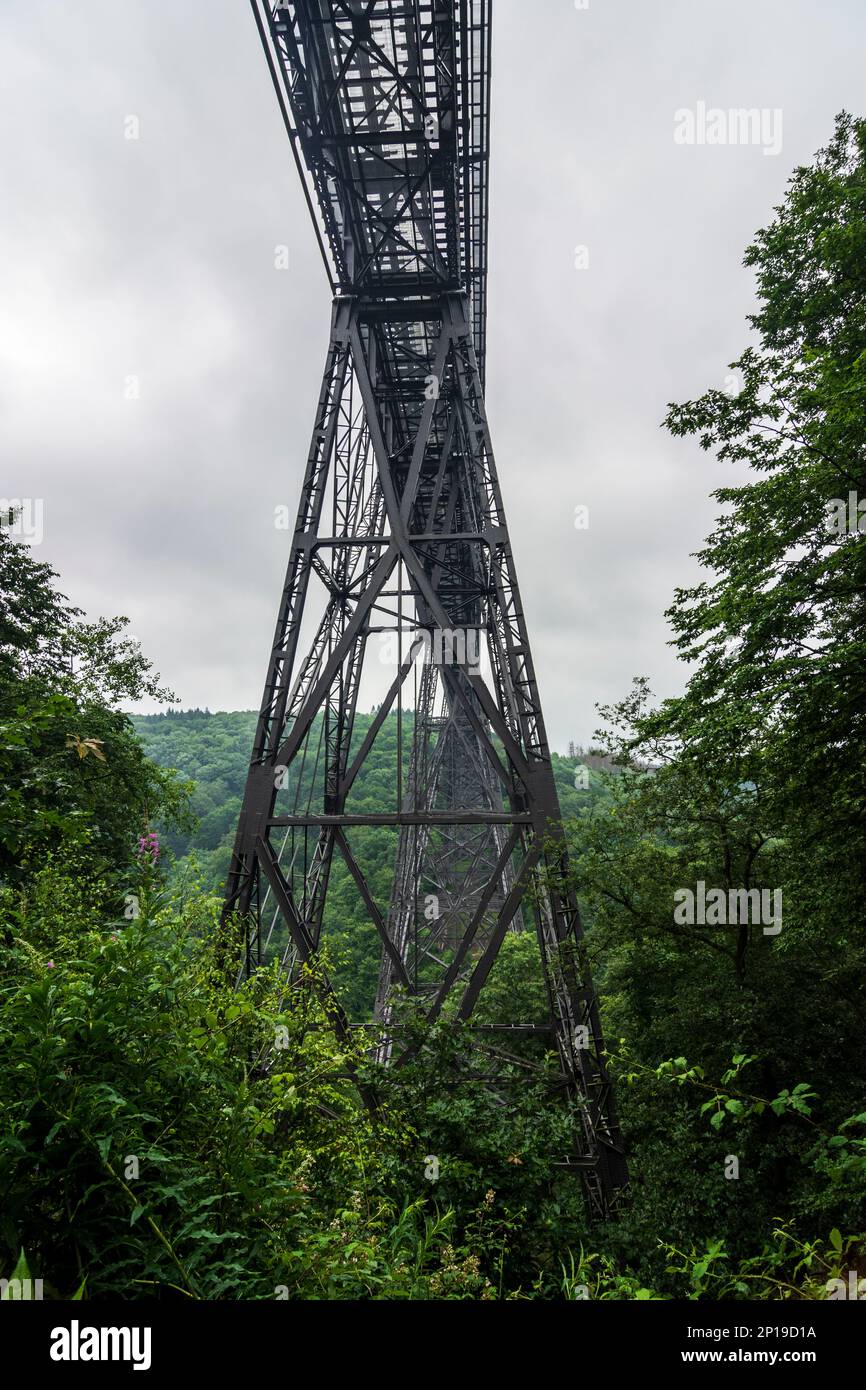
[3,0,863,747]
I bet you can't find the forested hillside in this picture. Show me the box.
[129,709,252,883]
[130,708,609,1018]
[130,708,606,883]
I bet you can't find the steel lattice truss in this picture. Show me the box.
[223,0,627,1218]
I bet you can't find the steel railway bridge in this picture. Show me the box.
[222,0,627,1219]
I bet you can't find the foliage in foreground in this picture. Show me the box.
[1,859,862,1300]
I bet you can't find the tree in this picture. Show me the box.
[0,525,190,886]
[654,112,865,856]
[561,115,866,1270]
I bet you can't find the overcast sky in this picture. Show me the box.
[2,0,864,749]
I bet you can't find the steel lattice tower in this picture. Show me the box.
[223,0,627,1218]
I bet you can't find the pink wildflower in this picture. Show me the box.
[137,830,160,863]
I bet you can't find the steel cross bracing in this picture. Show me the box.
[223,0,628,1218]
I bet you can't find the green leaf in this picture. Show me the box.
[1,1249,31,1297]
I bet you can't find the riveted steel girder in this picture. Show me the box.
[223,0,628,1219]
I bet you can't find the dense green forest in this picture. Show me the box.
[1,114,865,1300]
[129,708,609,1019]
[129,707,607,886]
